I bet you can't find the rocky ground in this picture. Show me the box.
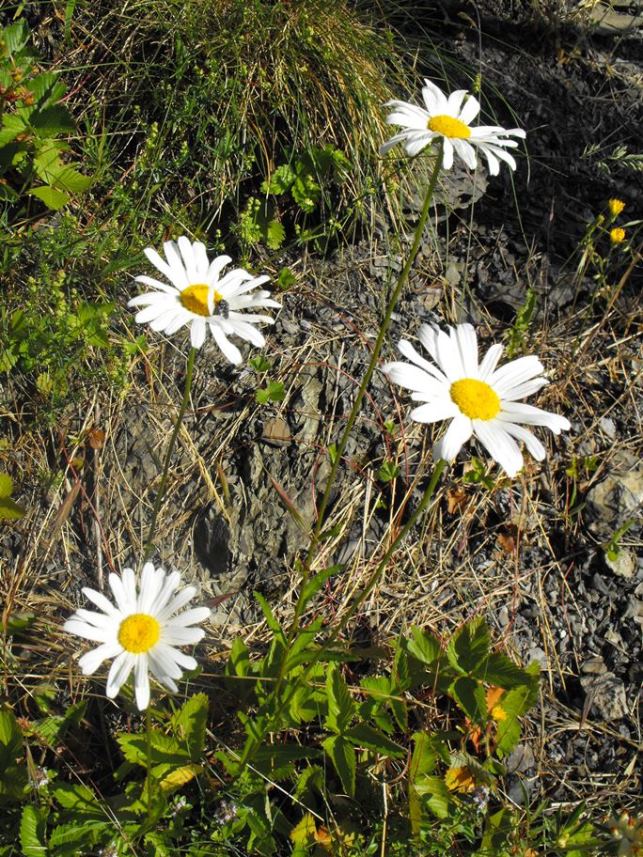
[3,0,641,813]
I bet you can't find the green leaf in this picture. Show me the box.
[262,163,295,195]
[30,105,74,136]
[322,735,356,796]
[19,805,47,857]
[407,626,441,664]
[27,186,70,210]
[52,782,100,813]
[226,636,251,677]
[25,73,66,109]
[116,731,189,775]
[481,652,533,688]
[171,693,208,762]
[253,592,284,637]
[0,707,23,764]
[283,618,323,673]
[3,21,31,55]
[0,474,13,499]
[0,114,28,148]
[266,218,285,250]
[324,664,355,734]
[345,723,404,757]
[446,617,491,676]
[450,676,487,725]
[48,820,110,854]
[299,565,341,610]
[413,775,454,819]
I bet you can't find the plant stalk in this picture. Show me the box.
[143,346,197,562]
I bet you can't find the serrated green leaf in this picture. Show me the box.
[262,163,295,195]
[171,693,208,762]
[19,805,47,857]
[322,734,355,796]
[27,185,70,210]
[283,618,323,673]
[30,105,74,136]
[325,664,355,734]
[0,114,28,148]
[345,723,404,757]
[446,617,491,676]
[266,218,285,250]
[25,73,67,109]
[450,676,487,725]
[52,781,99,812]
[481,652,533,688]
[3,21,30,55]
[48,820,110,853]
[116,730,189,774]
[226,636,251,677]
[407,626,441,664]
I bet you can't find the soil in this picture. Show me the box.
[3,0,642,816]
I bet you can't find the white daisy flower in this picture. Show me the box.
[382,323,570,477]
[380,79,526,175]
[128,237,281,364]
[64,563,210,710]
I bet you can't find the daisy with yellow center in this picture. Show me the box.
[382,323,571,477]
[64,563,210,710]
[380,79,526,174]
[128,236,280,363]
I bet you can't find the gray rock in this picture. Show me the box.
[580,673,629,721]
[604,548,637,579]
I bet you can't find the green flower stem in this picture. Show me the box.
[145,704,153,821]
[143,346,197,562]
[292,144,443,636]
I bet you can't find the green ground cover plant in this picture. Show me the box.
[1,1,641,856]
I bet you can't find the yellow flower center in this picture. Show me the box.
[450,378,501,420]
[427,114,471,139]
[118,613,160,653]
[610,227,625,245]
[179,284,223,316]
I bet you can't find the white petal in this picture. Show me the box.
[380,131,413,155]
[164,311,191,335]
[446,89,468,115]
[73,608,115,630]
[166,606,211,627]
[209,323,242,364]
[150,308,184,333]
[207,254,232,281]
[452,138,477,170]
[434,326,462,379]
[478,343,504,379]
[190,318,207,349]
[418,324,440,363]
[498,402,571,433]
[122,568,137,608]
[106,651,135,699]
[134,275,178,295]
[157,585,198,622]
[405,132,433,157]
[134,302,175,324]
[163,626,207,646]
[500,378,549,401]
[192,241,210,278]
[422,80,448,113]
[143,247,181,287]
[382,361,440,396]
[501,422,547,461]
[78,642,122,675]
[480,146,500,176]
[177,236,198,282]
[473,421,523,477]
[163,242,190,289]
[441,138,455,170]
[63,619,112,643]
[160,646,197,671]
[454,324,479,375]
[138,563,164,613]
[397,339,448,383]
[128,292,175,308]
[134,655,150,710]
[149,571,182,615]
[149,646,183,681]
[434,415,473,461]
[458,95,480,124]
[489,355,544,392]
[81,587,119,617]
[409,400,460,423]
[227,320,265,348]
